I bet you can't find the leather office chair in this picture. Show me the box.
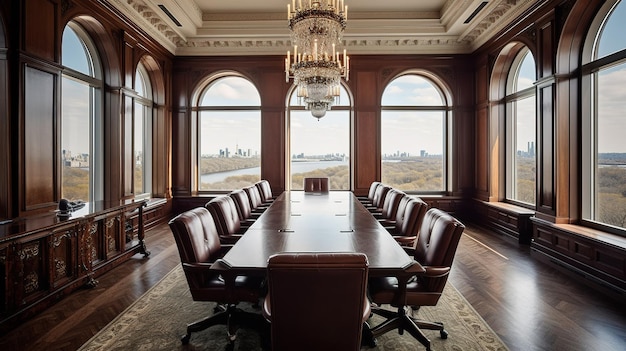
[386,197,429,247]
[262,252,371,351]
[229,189,260,224]
[372,188,406,220]
[205,196,247,243]
[255,179,275,204]
[368,208,465,351]
[357,181,381,205]
[379,193,411,227]
[365,184,391,213]
[168,207,262,345]
[303,177,330,193]
[244,185,269,213]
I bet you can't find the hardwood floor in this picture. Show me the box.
[0,221,625,351]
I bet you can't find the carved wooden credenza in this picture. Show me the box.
[0,199,149,333]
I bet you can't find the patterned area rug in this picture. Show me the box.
[79,266,509,351]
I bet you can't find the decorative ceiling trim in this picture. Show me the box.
[174,37,472,56]
[108,0,182,53]
[460,0,536,49]
[107,0,538,56]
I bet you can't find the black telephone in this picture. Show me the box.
[58,199,86,215]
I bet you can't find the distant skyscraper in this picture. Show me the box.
[528,141,535,157]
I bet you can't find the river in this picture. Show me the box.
[200,160,348,183]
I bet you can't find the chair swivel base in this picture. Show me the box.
[181,304,265,345]
[369,306,447,351]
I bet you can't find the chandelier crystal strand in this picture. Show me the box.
[286,0,349,119]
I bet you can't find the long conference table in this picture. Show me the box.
[211,190,426,347]
[217,191,424,278]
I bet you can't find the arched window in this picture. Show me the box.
[505,47,536,205]
[133,62,152,196]
[582,0,626,232]
[61,22,103,201]
[287,84,351,190]
[381,74,450,193]
[193,74,261,191]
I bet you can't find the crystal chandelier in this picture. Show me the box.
[285,0,349,119]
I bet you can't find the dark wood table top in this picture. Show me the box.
[219,191,422,277]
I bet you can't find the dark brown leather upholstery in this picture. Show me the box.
[373,188,405,220]
[303,177,329,193]
[357,181,382,205]
[205,196,246,243]
[229,189,259,224]
[168,207,262,344]
[387,197,429,246]
[379,192,410,227]
[262,252,370,351]
[255,179,275,204]
[365,184,391,212]
[244,184,269,213]
[369,208,465,349]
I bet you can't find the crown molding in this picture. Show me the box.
[106,0,538,56]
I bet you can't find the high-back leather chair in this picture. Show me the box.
[365,184,391,212]
[373,188,406,220]
[387,197,429,246]
[357,181,381,205]
[379,192,411,227]
[229,189,260,224]
[303,177,329,193]
[244,184,269,213]
[263,252,370,351]
[369,208,465,350]
[168,207,262,345]
[205,196,246,243]
[255,179,275,204]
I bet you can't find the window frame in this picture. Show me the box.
[580,0,626,235]
[191,72,262,193]
[380,72,453,195]
[286,82,353,191]
[60,21,104,202]
[132,62,153,199]
[504,47,537,207]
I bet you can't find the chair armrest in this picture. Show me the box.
[181,262,215,273]
[394,236,416,246]
[422,266,450,278]
[219,234,243,244]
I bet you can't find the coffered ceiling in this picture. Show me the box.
[106,0,536,56]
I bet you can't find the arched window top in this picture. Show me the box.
[508,48,536,94]
[595,0,626,60]
[135,62,151,99]
[62,23,99,78]
[382,74,446,106]
[198,75,260,107]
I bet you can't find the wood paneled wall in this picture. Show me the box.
[171,55,475,198]
[473,0,563,221]
[471,0,607,225]
[0,13,8,219]
[0,0,173,219]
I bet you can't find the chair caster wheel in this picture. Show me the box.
[440,329,448,339]
[181,334,191,344]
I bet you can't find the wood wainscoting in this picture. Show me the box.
[531,217,626,301]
